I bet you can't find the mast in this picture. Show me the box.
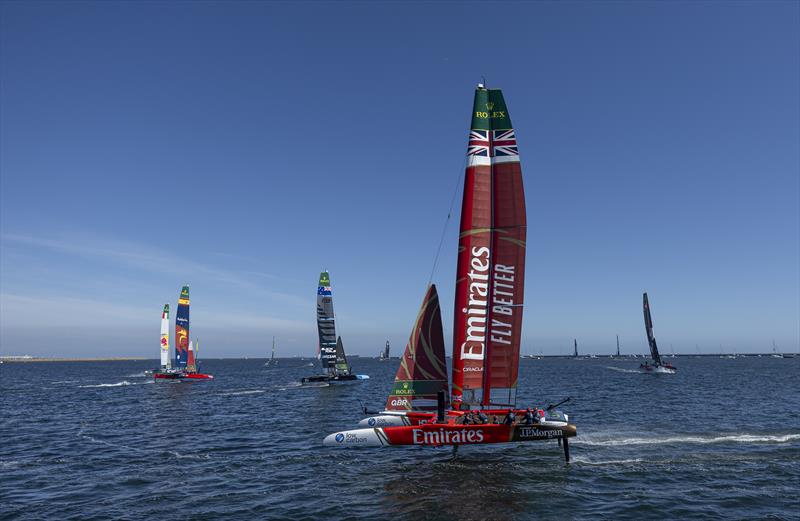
[386,284,449,411]
[175,286,190,369]
[160,304,170,369]
[616,335,620,357]
[452,84,526,409]
[271,336,276,362]
[643,292,662,365]
[573,339,578,358]
[316,271,337,375]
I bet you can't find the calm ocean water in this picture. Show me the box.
[1,357,798,520]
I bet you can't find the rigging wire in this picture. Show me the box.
[427,154,467,286]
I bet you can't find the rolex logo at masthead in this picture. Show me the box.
[487,101,494,110]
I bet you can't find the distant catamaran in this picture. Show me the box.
[159,304,170,370]
[379,340,391,360]
[154,286,213,380]
[324,84,576,460]
[265,336,277,366]
[640,292,676,374]
[301,271,368,384]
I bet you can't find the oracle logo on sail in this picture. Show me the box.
[413,428,485,445]
[460,246,490,361]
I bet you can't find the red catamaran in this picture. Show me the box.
[324,84,576,460]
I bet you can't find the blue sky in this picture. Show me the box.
[1,1,798,357]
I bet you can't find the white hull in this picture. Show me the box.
[324,428,385,447]
[358,413,409,427]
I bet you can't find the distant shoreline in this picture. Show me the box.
[0,354,795,363]
[0,357,149,363]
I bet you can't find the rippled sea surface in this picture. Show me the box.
[1,357,799,520]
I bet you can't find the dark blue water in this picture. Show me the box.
[1,357,798,520]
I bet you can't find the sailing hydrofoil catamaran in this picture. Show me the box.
[265,336,278,366]
[640,292,676,374]
[154,286,213,380]
[379,340,390,360]
[323,84,576,460]
[301,272,368,384]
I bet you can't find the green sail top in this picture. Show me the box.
[180,286,190,300]
[319,271,330,287]
[471,87,512,131]
[163,304,169,316]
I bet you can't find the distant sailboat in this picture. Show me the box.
[573,338,579,358]
[615,335,620,358]
[301,271,368,384]
[640,292,676,374]
[154,286,213,380]
[265,336,277,367]
[160,304,170,370]
[379,340,391,361]
[771,339,783,358]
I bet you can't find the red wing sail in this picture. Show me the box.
[452,87,526,408]
[386,284,449,412]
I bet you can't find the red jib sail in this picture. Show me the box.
[386,284,449,412]
[451,86,526,408]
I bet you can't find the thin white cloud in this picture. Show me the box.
[0,292,310,332]
[0,293,152,328]
[1,232,312,308]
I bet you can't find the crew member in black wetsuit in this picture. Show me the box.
[463,412,472,425]
[476,411,488,424]
[524,408,534,425]
[503,410,516,425]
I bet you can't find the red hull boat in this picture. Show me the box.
[152,286,214,381]
[324,85,576,461]
[153,370,214,380]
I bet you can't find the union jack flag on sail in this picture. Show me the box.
[467,130,519,165]
[468,130,490,157]
[492,129,518,157]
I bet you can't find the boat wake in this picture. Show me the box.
[168,450,211,460]
[571,456,645,466]
[125,372,148,378]
[81,433,145,454]
[79,381,133,388]
[51,380,79,384]
[605,366,642,374]
[575,433,800,447]
[79,380,153,388]
[280,381,330,390]
[221,389,266,396]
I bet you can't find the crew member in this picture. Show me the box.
[524,408,534,425]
